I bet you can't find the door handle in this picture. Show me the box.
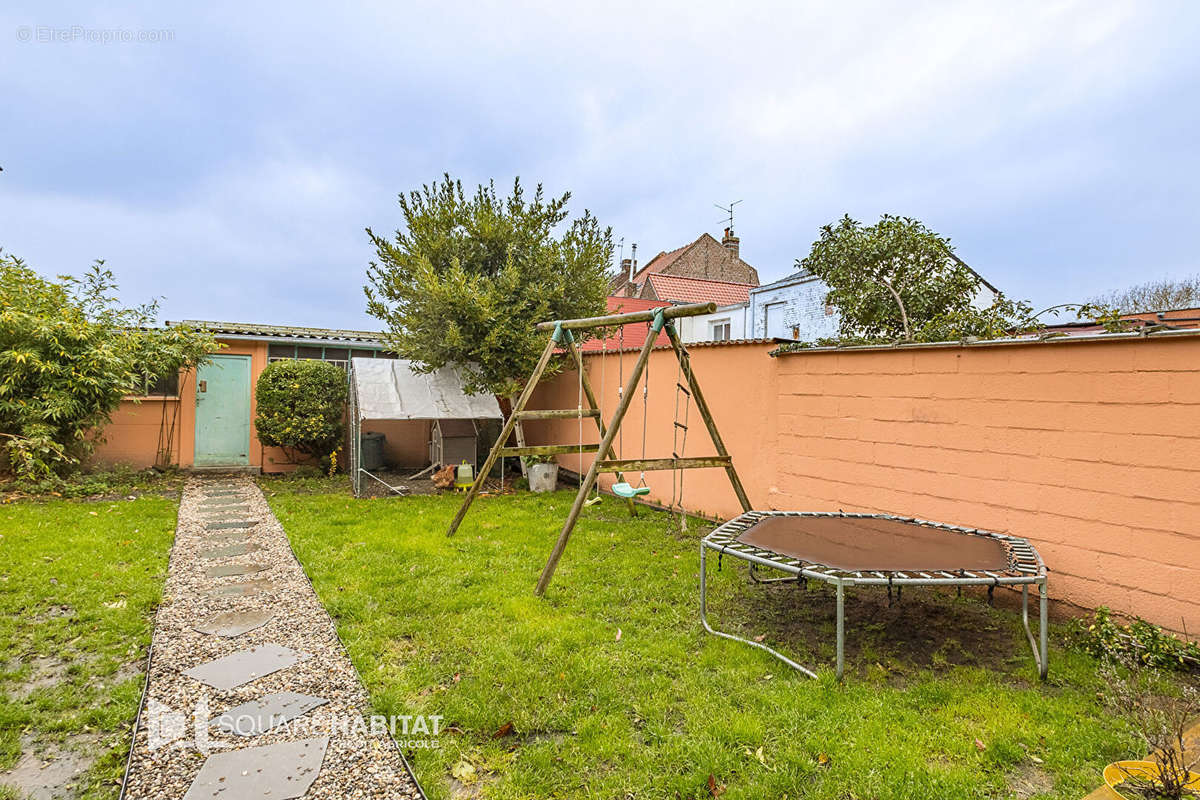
[198,380,207,393]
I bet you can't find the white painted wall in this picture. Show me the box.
[677,303,748,342]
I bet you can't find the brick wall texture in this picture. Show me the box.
[528,333,1200,635]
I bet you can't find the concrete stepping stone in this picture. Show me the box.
[211,692,330,736]
[193,609,276,637]
[206,578,276,598]
[199,542,261,560]
[207,562,270,578]
[183,643,309,691]
[205,520,258,530]
[182,736,328,800]
[202,530,251,544]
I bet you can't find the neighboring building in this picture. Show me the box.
[578,296,672,352]
[682,257,1003,343]
[612,229,759,298]
[90,321,439,473]
[1029,307,1200,337]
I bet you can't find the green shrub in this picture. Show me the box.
[255,360,347,465]
[0,253,214,484]
[1076,607,1200,672]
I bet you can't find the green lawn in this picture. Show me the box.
[264,478,1147,800]
[0,497,176,800]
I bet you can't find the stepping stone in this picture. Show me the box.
[202,530,251,544]
[211,692,329,736]
[200,507,251,517]
[206,520,258,530]
[201,495,248,504]
[207,562,270,578]
[206,578,276,597]
[182,736,327,800]
[183,643,308,691]
[194,609,276,637]
[199,542,261,560]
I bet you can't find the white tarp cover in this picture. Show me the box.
[350,357,501,421]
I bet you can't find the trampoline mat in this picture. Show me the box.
[734,515,1010,573]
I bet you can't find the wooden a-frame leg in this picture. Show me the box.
[447,334,560,536]
[535,315,663,596]
[664,322,752,513]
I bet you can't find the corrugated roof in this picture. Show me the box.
[170,320,385,345]
[644,274,754,305]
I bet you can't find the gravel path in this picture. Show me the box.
[122,477,424,799]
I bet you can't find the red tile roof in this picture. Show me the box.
[643,273,754,305]
[577,296,671,352]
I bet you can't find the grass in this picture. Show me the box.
[263,477,1153,800]
[0,496,177,799]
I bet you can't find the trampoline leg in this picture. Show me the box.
[699,545,818,679]
[835,579,845,681]
[1021,582,1050,681]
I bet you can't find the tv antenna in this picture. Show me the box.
[715,199,742,231]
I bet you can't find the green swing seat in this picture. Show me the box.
[612,482,651,498]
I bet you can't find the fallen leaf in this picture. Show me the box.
[817,752,831,767]
[753,634,766,643]
[451,760,476,784]
[492,721,514,739]
[974,738,986,751]
[707,773,726,797]
[1030,755,1044,765]
[453,672,461,683]
[615,628,622,642]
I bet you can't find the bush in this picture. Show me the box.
[0,254,214,484]
[255,360,347,465]
[1077,607,1200,672]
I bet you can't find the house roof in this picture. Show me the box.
[170,320,385,346]
[643,274,755,305]
[577,296,672,352]
[629,232,759,285]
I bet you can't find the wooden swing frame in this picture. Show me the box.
[447,301,752,596]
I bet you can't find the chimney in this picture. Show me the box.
[620,258,632,278]
[722,227,740,260]
[630,242,638,280]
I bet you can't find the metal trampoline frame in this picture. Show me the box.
[700,510,1049,680]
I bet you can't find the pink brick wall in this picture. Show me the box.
[528,334,1200,634]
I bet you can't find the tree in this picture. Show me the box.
[1090,275,1200,313]
[798,214,984,341]
[0,253,215,483]
[364,175,613,398]
[254,360,347,466]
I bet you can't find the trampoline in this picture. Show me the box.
[700,511,1048,680]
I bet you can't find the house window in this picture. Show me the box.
[824,302,835,316]
[709,319,731,341]
[130,370,180,398]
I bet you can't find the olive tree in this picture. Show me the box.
[364,175,613,398]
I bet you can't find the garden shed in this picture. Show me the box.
[347,357,502,496]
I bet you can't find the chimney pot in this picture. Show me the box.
[721,228,740,260]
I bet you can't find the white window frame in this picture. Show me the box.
[709,318,732,341]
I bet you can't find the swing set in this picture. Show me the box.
[446,301,753,596]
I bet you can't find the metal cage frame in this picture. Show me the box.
[700,510,1049,680]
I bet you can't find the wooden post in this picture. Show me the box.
[447,332,561,536]
[534,310,665,595]
[562,333,623,483]
[664,322,752,513]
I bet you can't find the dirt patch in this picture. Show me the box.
[0,736,96,800]
[1008,761,1054,798]
[13,657,70,699]
[720,577,1025,679]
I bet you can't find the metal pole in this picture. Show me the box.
[447,333,561,536]
[534,311,664,595]
[1039,581,1049,680]
[835,579,845,680]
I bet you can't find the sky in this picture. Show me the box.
[2,1,1198,329]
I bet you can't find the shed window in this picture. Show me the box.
[297,346,324,360]
[268,344,297,360]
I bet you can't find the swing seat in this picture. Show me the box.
[612,482,651,498]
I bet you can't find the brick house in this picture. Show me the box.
[611,228,759,298]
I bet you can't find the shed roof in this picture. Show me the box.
[171,320,385,345]
[350,358,502,421]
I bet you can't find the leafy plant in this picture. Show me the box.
[365,174,613,398]
[254,359,347,465]
[0,253,214,484]
[1077,607,1200,672]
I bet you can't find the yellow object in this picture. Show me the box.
[455,461,474,490]
[1103,760,1200,797]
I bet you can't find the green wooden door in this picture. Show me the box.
[194,355,251,466]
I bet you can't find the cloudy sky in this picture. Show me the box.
[3,1,1197,329]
